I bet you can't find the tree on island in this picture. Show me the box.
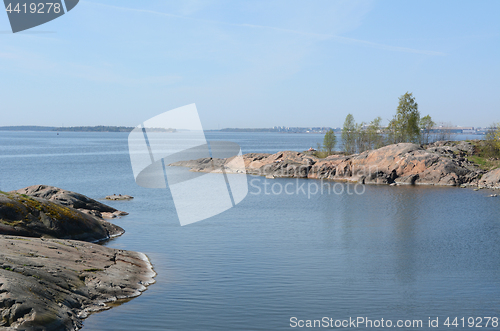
[496,126,500,147]
[354,121,367,152]
[388,92,421,144]
[337,93,443,155]
[419,114,435,145]
[355,117,384,153]
[342,114,384,154]
[341,114,356,154]
[484,123,500,158]
[365,116,384,150]
[323,129,337,155]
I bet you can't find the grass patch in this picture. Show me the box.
[0,219,24,226]
[313,151,329,158]
[463,139,500,171]
[0,190,14,198]
[13,194,78,219]
[467,155,500,171]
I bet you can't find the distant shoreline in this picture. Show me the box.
[206,129,485,135]
[0,126,487,135]
[0,126,175,133]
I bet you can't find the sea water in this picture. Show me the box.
[0,131,498,331]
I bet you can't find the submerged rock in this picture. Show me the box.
[105,194,134,201]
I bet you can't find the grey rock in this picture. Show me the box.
[105,195,134,201]
[14,185,117,214]
[479,168,500,189]
[0,236,155,331]
[0,191,123,242]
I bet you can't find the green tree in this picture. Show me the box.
[342,114,356,154]
[388,92,421,143]
[484,123,500,158]
[495,126,500,148]
[366,116,384,149]
[354,122,368,153]
[323,129,337,155]
[419,114,435,145]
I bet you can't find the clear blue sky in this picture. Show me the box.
[1,0,499,129]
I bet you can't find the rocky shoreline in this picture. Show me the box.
[170,141,500,189]
[0,186,155,330]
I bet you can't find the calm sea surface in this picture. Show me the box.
[0,131,498,331]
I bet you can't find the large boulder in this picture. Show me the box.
[478,168,500,188]
[0,190,124,242]
[426,140,476,156]
[319,143,475,186]
[14,185,115,213]
[13,185,128,219]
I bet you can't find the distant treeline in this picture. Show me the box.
[320,92,498,157]
[55,126,135,132]
[0,126,57,131]
[0,126,176,133]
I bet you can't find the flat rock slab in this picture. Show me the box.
[0,235,155,331]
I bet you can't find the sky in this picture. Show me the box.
[0,0,499,129]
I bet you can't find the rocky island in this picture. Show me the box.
[0,186,155,330]
[171,141,500,189]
